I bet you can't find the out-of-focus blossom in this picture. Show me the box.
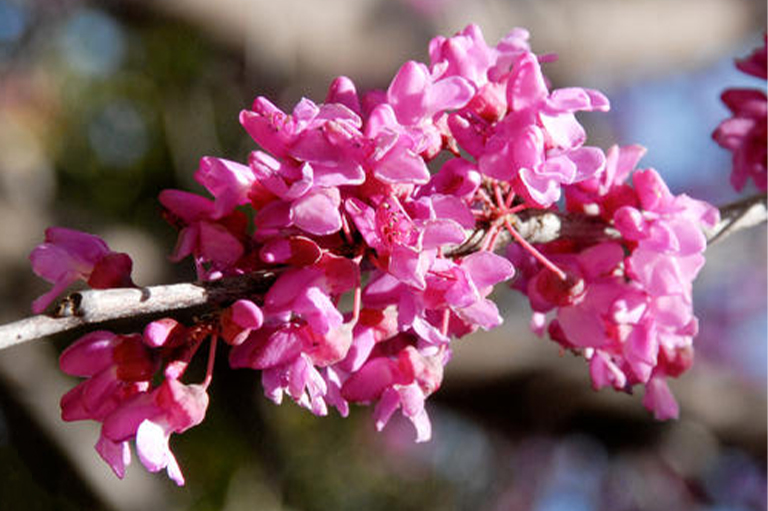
[713,36,767,192]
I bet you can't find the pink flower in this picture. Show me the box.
[101,378,209,485]
[30,227,134,313]
[713,36,767,192]
[42,24,727,483]
[341,344,445,441]
[509,145,717,420]
[159,190,247,279]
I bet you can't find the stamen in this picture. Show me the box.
[351,282,362,323]
[504,217,567,280]
[504,189,516,209]
[202,335,218,389]
[493,182,505,210]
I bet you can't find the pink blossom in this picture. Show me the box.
[38,24,727,483]
[341,344,445,441]
[510,146,717,420]
[30,227,134,313]
[101,378,209,485]
[713,36,768,192]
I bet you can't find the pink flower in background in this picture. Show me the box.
[30,227,134,313]
[713,36,767,192]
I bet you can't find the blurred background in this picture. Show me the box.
[0,0,765,510]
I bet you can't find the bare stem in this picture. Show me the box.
[0,194,764,350]
[0,272,276,350]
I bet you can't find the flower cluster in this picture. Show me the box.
[713,35,767,192]
[29,24,718,484]
[510,146,718,419]
[59,328,209,485]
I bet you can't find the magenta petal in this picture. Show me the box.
[230,327,304,370]
[31,276,77,314]
[30,244,87,283]
[540,112,585,148]
[265,268,321,309]
[461,251,515,291]
[547,87,592,111]
[557,305,608,348]
[195,157,255,218]
[341,358,401,402]
[60,330,119,377]
[231,299,263,330]
[135,420,185,485]
[292,189,342,235]
[614,207,646,240]
[589,352,627,390]
[425,75,475,115]
[338,326,376,373]
[239,101,291,157]
[628,249,683,296]
[60,383,89,421]
[389,245,429,290]
[569,146,606,181]
[373,138,431,184]
[326,76,361,114]
[387,60,430,125]
[625,322,658,382]
[260,236,322,266]
[398,385,431,442]
[345,198,383,250]
[198,222,243,266]
[254,200,292,233]
[518,168,561,206]
[507,53,548,111]
[577,243,624,279]
[653,296,691,328]
[539,154,577,181]
[43,227,109,263]
[159,189,215,222]
[584,89,610,111]
[478,138,514,180]
[88,252,133,289]
[261,368,285,404]
[432,158,481,198]
[642,376,679,420]
[633,169,673,212]
[421,219,466,249]
[168,226,198,263]
[610,292,648,325]
[458,298,503,330]
[96,435,131,479]
[294,287,343,335]
[372,387,401,431]
[430,195,476,228]
[144,319,181,348]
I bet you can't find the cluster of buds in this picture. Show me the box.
[30,25,721,484]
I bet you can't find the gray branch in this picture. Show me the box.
[0,194,764,350]
[0,272,276,350]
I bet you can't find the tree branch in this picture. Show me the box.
[704,193,767,245]
[0,194,764,350]
[0,272,276,350]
